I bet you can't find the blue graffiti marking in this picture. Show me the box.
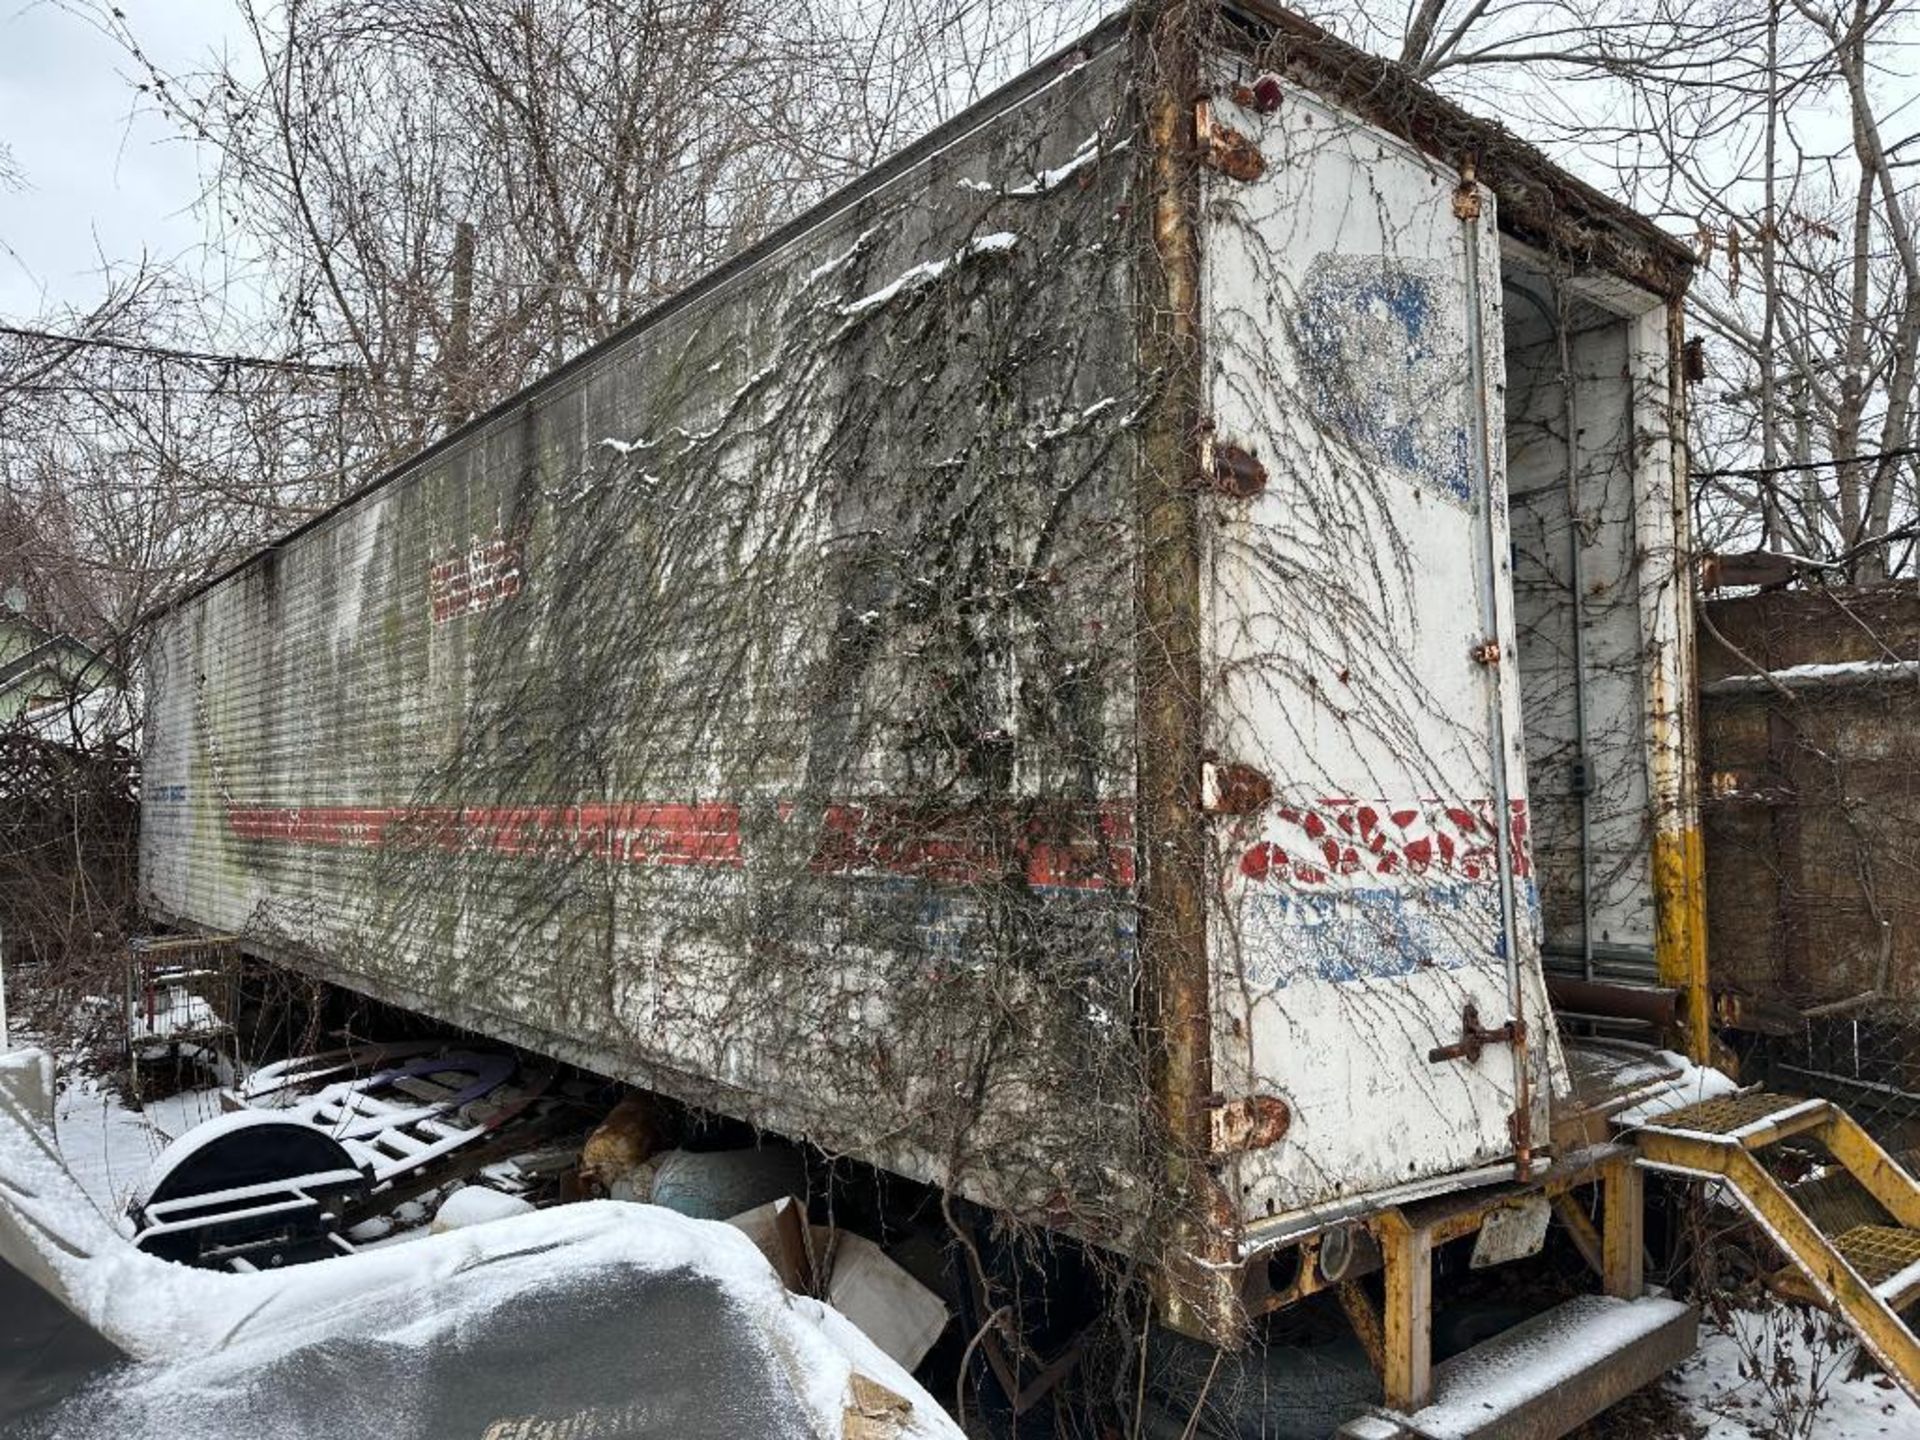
[1242,882,1540,989]
[1294,254,1473,504]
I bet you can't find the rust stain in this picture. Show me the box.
[1203,760,1274,816]
[1207,1093,1291,1153]
[1195,99,1266,182]
[1203,438,1268,498]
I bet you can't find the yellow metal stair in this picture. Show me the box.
[1628,1090,1920,1403]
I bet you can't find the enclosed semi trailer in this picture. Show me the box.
[142,2,1708,1423]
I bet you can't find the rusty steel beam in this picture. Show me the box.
[1544,975,1680,1027]
[1136,0,1239,1347]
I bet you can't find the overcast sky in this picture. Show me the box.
[0,1,247,320]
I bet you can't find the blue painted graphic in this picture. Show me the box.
[1241,880,1540,989]
[1294,254,1473,504]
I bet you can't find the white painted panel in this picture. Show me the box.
[1199,79,1562,1223]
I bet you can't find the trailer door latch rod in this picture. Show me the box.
[1429,1003,1523,1064]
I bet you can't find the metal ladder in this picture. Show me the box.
[1630,1090,1920,1402]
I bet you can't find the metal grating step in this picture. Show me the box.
[1773,1224,1920,1311]
[1635,1094,1920,1401]
[1838,1225,1920,1300]
[1637,1091,1826,1141]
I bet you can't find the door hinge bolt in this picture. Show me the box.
[1196,100,1266,182]
[1199,436,1268,498]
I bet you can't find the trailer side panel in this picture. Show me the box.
[143,41,1156,1236]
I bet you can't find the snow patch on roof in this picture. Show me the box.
[837,232,1020,318]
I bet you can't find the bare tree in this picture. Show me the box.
[77,0,1096,472]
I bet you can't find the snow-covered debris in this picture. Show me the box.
[0,1047,962,1440]
[837,232,1019,318]
[1393,1294,1693,1440]
[430,1182,535,1232]
[126,985,218,1042]
[1702,657,1920,695]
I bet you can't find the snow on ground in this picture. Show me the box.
[50,1057,227,1223]
[53,1073,166,1223]
[1665,1307,1918,1439]
[139,1083,227,1142]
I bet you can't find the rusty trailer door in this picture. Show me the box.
[1197,79,1563,1228]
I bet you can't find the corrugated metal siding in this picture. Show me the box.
[144,42,1153,1234]
[1506,286,1660,983]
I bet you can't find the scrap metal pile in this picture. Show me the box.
[123,1027,953,1379]
[127,1042,573,1269]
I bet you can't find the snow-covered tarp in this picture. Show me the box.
[0,1047,960,1440]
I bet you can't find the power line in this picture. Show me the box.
[1696,444,1920,480]
[0,322,361,378]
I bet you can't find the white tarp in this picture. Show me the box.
[0,1047,959,1440]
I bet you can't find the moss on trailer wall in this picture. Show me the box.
[144,41,1153,1235]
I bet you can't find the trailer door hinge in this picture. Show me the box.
[1201,760,1274,816]
[1452,157,1483,220]
[1208,1093,1292,1154]
[1199,436,1268,498]
[1195,100,1265,182]
[1470,638,1501,665]
[1429,1004,1523,1065]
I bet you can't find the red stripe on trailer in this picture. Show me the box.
[223,799,1137,892]
[226,802,742,867]
[810,802,1135,890]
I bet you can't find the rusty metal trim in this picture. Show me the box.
[1208,1093,1292,1153]
[1138,2,1238,1349]
[1195,98,1266,182]
[1200,436,1268,498]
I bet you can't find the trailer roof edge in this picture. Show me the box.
[138,9,1139,629]
[144,2,1692,630]
[1219,1,1695,298]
